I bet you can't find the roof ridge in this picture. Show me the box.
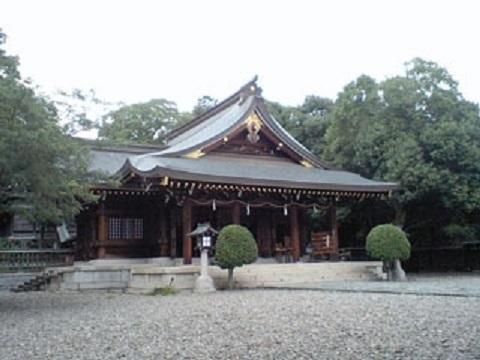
[165,76,259,142]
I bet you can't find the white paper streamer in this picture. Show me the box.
[212,199,216,211]
[246,204,250,216]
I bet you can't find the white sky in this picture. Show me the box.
[1,0,479,112]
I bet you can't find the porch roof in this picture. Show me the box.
[121,153,396,193]
[90,77,397,194]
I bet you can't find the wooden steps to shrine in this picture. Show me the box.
[10,271,57,292]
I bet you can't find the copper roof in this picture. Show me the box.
[110,78,397,193]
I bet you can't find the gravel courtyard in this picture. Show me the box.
[1,289,479,360]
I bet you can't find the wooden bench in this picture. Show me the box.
[274,245,292,263]
[310,232,337,260]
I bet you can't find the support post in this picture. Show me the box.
[330,201,339,253]
[298,207,305,256]
[159,206,168,256]
[97,202,107,259]
[182,199,192,264]
[232,202,241,225]
[290,205,300,262]
[169,207,177,259]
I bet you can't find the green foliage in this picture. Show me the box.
[0,29,97,223]
[366,224,411,261]
[0,237,11,250]
[443,224,477,246]
[215,225,258,270]
[192,95,218,117]
[54,88,108,136]
[266,96,333,156]
[149,285,179,296]
[97,99,190,144]
[322,58,480,248]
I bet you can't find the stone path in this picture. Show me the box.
[267,273,480,297]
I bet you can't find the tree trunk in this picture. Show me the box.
[227,268,234,289]
[383,260,394,281]
[392,259,407,281]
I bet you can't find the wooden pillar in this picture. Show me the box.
[330,202,339,252]
[169,206,177,259]
[182,199,192,264]
[159,206,168,256]
[97,202,107,259]
[290,205,300,262]
[271,210,277,255]
[89,210,96,259]
[232,202,241,225]
[256,209,272,257]
[298,208,305,256]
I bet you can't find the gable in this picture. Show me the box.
[150,78,329,169]
[204,111,307,164]
[210,128,290,159]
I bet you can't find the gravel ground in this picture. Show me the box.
[0,290,479,360]
[273,273,480,297]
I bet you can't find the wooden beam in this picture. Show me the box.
[97,202,107,259]
[169,206,177,259]
[232,202,241,225]
[182,199,192,264]
[159,206,168,256]
[330,201,339,253]
[298,207,305,257]
[289,205,300,262]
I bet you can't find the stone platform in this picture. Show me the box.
[48,259,384,292]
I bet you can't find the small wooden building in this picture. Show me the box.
[77,78,396,264]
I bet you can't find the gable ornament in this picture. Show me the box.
[245,112,262,144]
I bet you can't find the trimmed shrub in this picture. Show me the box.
[366,224,411,262]
[215,225,258,289]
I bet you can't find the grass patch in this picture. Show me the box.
[149,285,179,296]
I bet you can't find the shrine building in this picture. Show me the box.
[77,78,396,264]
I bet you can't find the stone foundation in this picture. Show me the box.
[48,259,384,292]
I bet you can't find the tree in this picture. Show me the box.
[266,96,333,157]
[54,88,113,136]
[0,30,97,224]
[366,224,411,281]
[323,75,383,176]
[192,95,218,117]
[97,98,188,144]
[322,59,480,250]
[215,225,258,289]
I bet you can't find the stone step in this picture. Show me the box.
[10,272,55,292]
[49,261,384,292]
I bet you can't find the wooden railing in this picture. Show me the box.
[0,249,74,272]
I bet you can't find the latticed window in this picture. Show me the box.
[108,218,143,240]
[133,219,143,238]
[109,218,122,239]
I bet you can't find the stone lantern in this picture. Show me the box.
[189,223,217,293]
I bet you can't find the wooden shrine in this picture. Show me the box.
[76,78,396,263]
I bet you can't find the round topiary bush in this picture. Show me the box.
[215,224,258,289]
[366,224,411,281]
